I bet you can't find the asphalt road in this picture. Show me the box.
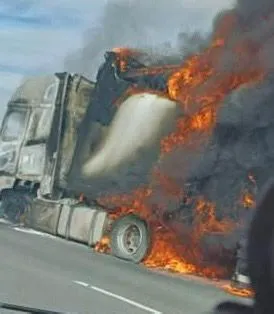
[0,220,252,314]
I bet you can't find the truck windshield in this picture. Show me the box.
[1,110,27,142]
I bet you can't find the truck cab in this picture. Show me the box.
[0,53,179,264]
[0,75,58,185]
[0,73,95,221]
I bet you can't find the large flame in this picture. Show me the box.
[95,12,266,295]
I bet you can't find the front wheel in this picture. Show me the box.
[110,214,151,263]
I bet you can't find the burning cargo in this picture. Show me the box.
[65,51,180,198]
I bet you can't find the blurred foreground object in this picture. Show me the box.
[214,178,274,313]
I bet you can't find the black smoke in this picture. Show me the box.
[194,75,274,216]
[182,0,274,217]
[151,0,274,256]
[66,0,274,264]
[64,0,229,79]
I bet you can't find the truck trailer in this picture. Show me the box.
[0,51,181,263]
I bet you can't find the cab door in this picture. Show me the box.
[17,76,61,183]
[38,73,71,198]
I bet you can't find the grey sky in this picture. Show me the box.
[0,0,234,119]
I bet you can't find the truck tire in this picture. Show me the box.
[2,190,33,224]
[110,214,151,263]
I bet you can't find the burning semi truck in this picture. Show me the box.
[0,50,183,264]
[0,46,266,294]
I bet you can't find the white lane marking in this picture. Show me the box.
[73,280,162,314]
[0,218,11,224]
[13,227,56,239]
[89,285,163,314]
[74,280,89,287]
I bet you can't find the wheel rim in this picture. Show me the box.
[117,223,143,255]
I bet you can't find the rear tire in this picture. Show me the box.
[110,214,151,263]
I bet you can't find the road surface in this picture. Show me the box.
[0,220,252,314]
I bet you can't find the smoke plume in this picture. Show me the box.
[186,0,274,210]
[67,0,274,226]
[67,0,274,264]
[64,0,233,78]
[153,0,274,248]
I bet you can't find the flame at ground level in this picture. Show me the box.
[94,221,232,279]
[94,235,110,254]
[222,284,254,298]
[95,188,237,280]
[94,173,257,298]
[94,225,254,298]
[142,225,232,279]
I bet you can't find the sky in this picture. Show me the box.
[0,0,106,117]
[0,0,234,119]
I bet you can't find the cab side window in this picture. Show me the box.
[28,108,54,142]
[2,110,27,142]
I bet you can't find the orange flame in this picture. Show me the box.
[96,11,266,294]
[193,199,235,235]
[94,235,110,254]
[242,192,255,209]
[112,47,142,72]
[143,199,235,279]
[241,173,257,209]
[163,42,263,152]
[222,284,254,298]
[96,186,235,279]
